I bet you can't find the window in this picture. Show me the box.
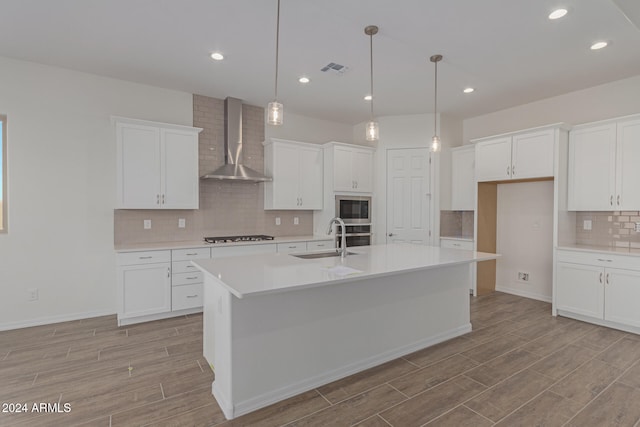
[0,115,5,232]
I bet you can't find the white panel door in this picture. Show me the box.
[451,147,475,210]
[119,263,171,319]
[162,129,199,209]
[475,137,512,182]
[568,124,616,210]
[511,129,554,179]
[118,123,161,208]
[556,262,604,319]
[616,118,640,210]
[333,146,354,192]
[299,146,323,209]
[352,149,373,192]
[604,268,640,328]
[386,148,430,244]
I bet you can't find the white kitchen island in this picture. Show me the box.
[192,243,498,419]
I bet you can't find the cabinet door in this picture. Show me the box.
[352,149,373,192]
[616,118,640,210]
[568,124,616,210]
[475,137,512,182]
[272,144,300,209]
[604,268,640,328]
[119,263,171,319]
[162,129,199,209]
[117,123,162,208]
[451,147,475,210]
[512,129,554,179]
[556,262,604,319]
[298,146,323,209]
[333,146,354,191]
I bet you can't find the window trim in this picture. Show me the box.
[1,114,6,233]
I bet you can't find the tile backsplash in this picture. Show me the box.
[575,211,640,249]
[440,210,475,239]
[114,94,312,245]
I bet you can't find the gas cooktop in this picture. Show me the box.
[203,235,275,244]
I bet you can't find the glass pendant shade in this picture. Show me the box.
[267,101,283,125]
[430,135,441,153]
[366,120,379,141]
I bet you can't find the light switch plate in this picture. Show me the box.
[294,217,299,225]
[635,222,640,232]
[275,217,281,226]
[143,220,152,230]
[583,220,592,231]
[178,218,186,228]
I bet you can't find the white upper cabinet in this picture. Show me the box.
[264,139,323,210]
[475,128,555,182]
[451,146,475,210]
[115,117,201,209]
[568,116,640,211]
[330,143,374,193]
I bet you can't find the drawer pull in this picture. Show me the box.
[185,265,196,269]
[139,256,153,259]
[597,258,613,263]
[186,276,199,280]
[316,244,326,247]
[186,294,199,298]
[453,243,461,247]
[186,253,198,256]
[288,246,297,249]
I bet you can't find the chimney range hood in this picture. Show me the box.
[200,97,272,182]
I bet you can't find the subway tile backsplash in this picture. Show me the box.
[575,211,640,249]
[114,94,313,245]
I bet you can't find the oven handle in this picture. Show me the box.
[336,233,373,237]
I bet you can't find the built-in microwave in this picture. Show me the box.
[335,195,371,224]
[335,196,372,247]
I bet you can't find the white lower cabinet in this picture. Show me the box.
[117,250,171,325]
[276,242,306,253]
[171,247,210,312]
[555,249,640,331]
[440,238,474,250]
[307,239,334,251]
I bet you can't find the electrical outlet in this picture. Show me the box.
[635,222,640,232]
[275,217,281,226]
[143,220,151,229]
[294,217,299,225]
[517,272,530,282]
[27,288,39,301]
[583,220,592,231]
[178,218,186,228]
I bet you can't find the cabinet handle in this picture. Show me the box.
[356,181,358,188]
[157,194,160,205]
[617,195,620,206]
[186,294,199,298]
[167,268,170,278]
[162,194,165,204]
[599,272,603,284]
[597,258,613,262]
[453,243,461,247]
[186,253,198,256]
[300,197,303,206]
[288,246,297,249]
[610,195,613,206]
[606,273,610,285]
[185,265,196,269]
[512,165,515,176]
[507,166,510,176]
[139,256,153,259]
[316,244,326,247]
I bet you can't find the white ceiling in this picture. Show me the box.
[1,0,639,124]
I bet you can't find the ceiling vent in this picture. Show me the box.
[321,62,349,74]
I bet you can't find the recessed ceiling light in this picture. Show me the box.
[210,52,224,61]
[548,8,568,20]
[463,87,475,94]
[590,41,608,50]
[364,95,372,101]
[298,77,310,84]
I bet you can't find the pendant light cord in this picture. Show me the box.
[370,32,374,120]
[433,58,437,137]
[274,0,281,101]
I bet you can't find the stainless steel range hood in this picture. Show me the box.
[200,97,272,182]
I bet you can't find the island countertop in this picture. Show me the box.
[192,243,498,298]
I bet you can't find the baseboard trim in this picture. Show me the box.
[557,310,640,335]
[0,310,116,331]
[117,307,202,326]
[216,323,471,420]
[495,285,552,303]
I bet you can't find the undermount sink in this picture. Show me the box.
[291,250,357,259]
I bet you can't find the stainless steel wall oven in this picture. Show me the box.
[335,196,372,247]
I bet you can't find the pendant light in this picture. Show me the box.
[267,0,283,125]
[430,54,442,152]
[365,25,379,142]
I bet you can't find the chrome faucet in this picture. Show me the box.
[327,217,348,259]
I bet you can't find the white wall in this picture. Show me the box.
[463,75,640,142]
[496,181,554,302]
[265,111,354,144]
[0,56,193,329]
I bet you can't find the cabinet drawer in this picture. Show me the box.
[211,243,277,258]
[307,240,334,250]
[172,260,201,274]
[172,247,211,261]
[277,242,307,253]
[172,271,204,286]
[441,239,474,250]
[172,283,203,311]
[557,249,640,271]
[118,250,171,266]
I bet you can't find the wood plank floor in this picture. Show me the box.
[1,292,640,426]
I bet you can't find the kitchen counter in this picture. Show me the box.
[557,244,640,256]
[193,243,496,298]
[195,243,498,419]
[114,235,333,253]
